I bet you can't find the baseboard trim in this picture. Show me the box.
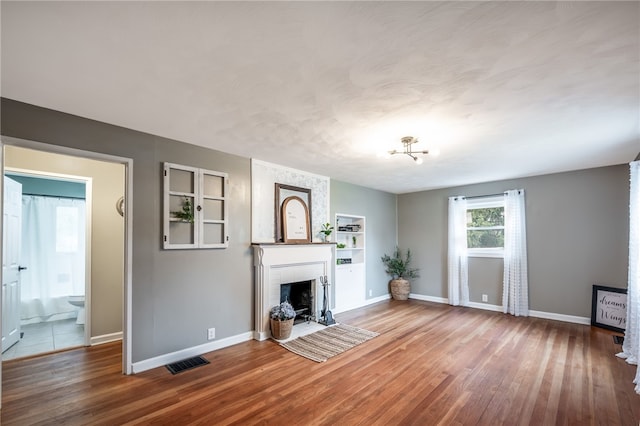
[90,332,123,346]
[408,293,591,325]
[131,331,254,374]
[332,294,391,315]
[529,310,590,325]
[467,301,503,312]
[409,293,449,304]
[365,294,392,305]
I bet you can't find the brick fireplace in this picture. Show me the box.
[252,243,333,340]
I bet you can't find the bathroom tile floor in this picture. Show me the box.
[2,319,85,361]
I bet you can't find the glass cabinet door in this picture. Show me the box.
[164,163,228,249]
[199,171,228,247]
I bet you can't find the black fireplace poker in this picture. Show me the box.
[319,275,336,326]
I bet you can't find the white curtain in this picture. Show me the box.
[448,196,469,306]
[20,195,86,323]
[617,161,640,394]
[502,189,529,316]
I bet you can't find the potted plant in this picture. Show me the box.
[381,247,419,300]
[269,300,296,340]
[171,197,194,223]
[320,222,334,242]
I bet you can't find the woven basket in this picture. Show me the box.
[270,318,294,340]
[390,279,410,300]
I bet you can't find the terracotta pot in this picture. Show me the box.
[389,279,410,300]
[270,318,294,340]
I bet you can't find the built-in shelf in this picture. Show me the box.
[334,213,366,312]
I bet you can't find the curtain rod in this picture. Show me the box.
[22,192,86,201]
[464,192,506,200]
[456,190,523,200]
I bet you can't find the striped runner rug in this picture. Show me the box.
[280,323,379,362]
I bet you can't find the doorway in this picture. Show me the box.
[2,170,91,360]
[0,141,133,374]
[0,138,134,409]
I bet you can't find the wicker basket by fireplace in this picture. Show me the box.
[270,318,294,340]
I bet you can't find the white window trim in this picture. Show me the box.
[466,195,505,258]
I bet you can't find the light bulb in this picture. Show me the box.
[415,157,423,165]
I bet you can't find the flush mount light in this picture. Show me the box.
[388,136,430,164]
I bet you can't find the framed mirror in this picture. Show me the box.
[275,183,312,242]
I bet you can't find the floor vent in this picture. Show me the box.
[166,356,210,375]
[613,335,624,345]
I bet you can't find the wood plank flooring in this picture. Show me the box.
[2,300,639,425]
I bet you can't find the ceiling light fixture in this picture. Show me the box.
[389,136,429,164]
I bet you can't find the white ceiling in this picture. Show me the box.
[1,1,638,194]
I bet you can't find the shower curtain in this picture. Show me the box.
[20,195,86,323]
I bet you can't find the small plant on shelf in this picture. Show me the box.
[336,243,346,249]
[320,222,334,242]
[171,197,194,223]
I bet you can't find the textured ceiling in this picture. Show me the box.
[1,1,638,194]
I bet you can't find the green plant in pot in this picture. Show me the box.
[269,300,296,340]
[381,247,419,300]
[171,197,194,223]
[320,222,334,242]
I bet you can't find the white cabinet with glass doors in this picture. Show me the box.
[163,162,229,249]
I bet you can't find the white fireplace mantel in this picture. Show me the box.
[253,243,334,341]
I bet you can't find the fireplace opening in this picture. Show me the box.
[280,280,313,324]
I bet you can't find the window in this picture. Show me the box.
[466,196,504,257]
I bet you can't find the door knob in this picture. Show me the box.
[18,266,27,271]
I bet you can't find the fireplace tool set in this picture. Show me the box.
[319,275,336,326]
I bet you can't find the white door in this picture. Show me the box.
[2,177,22,353]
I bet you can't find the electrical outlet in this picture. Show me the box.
[369,289,372,297]
[482,294,488,302]
[207,328,215,340]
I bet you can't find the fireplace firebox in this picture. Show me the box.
[280,280,314,323]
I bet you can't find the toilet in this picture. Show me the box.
[67,295,85,325]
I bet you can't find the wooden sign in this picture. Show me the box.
[282,196,310,243]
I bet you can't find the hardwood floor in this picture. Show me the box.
[2,300,639,425]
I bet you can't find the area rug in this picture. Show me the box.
[280,324,379,362]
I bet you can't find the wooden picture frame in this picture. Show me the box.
[275,183,312,242]
[591,285,627,333]
[282,196,311,243]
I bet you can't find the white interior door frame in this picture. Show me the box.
[5,167,93,348]
[0,135,134,410]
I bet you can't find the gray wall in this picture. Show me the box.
[2,96,630,364]
[330,180,397,300]
[398,165,630,317]
[1,98,252,362]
